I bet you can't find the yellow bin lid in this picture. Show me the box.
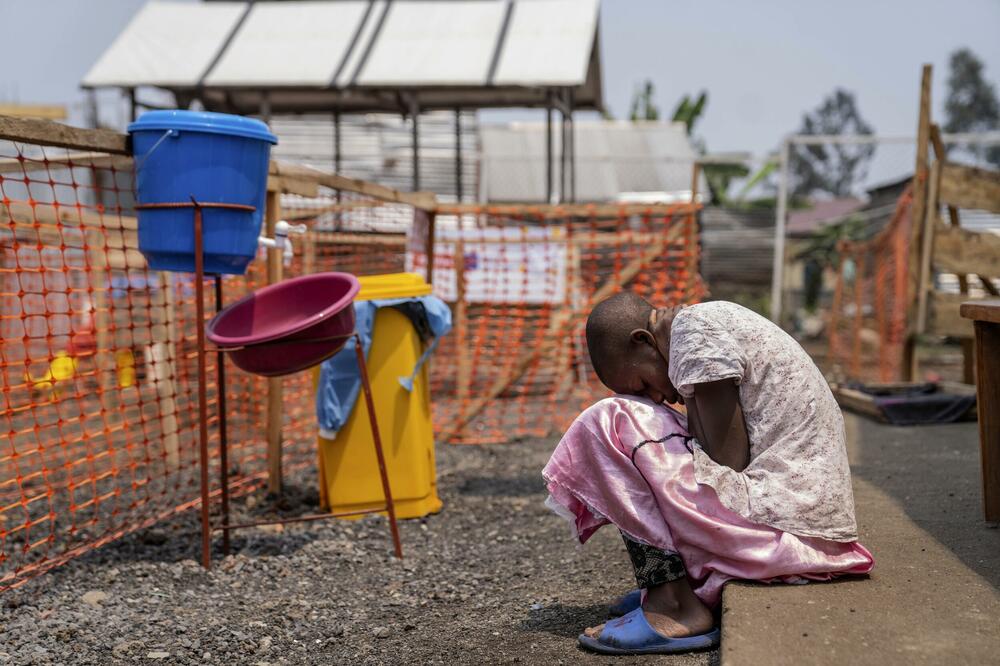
[356,272,432,300]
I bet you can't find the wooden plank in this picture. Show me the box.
[282,201,384,220]
[302,231,317,275]
[268,160,437,211]
[0,105,67,120]
[265,189,283,496]
[1,200,138,231]
[939,162,1000,214]
[151,272,180,471]
[971,319,1000,521]
[961,299,1000,325]
[266,175,319,198]
[830,386,887,422]
[928,293,975,338]
[0,152,132,175]
[0,114,129,154]
[916,160,941,335]
[311,232,407,247]
[434,202,701,219]
[903,64,933,381]
[933,224,1000,278]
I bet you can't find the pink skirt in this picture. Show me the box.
[542,396,874,607]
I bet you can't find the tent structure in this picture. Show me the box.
[81,0,605,199]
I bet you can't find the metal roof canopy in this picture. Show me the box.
[81,0,604,115]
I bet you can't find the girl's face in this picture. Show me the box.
[607,322,681,406]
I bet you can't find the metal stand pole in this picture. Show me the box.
[215,275,230,556]
[194,204,212,569]
[353,337,402,558]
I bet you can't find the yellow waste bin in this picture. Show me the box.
[315,273,443,519]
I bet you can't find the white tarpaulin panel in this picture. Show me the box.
[81,0,604,112]
[357,1,506,86]
[406,227,568,304]
[493,0,598,86]
[206,1,370,86]
[81,1,246,87]
[333,0,389,87]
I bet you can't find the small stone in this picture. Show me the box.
[141,530,168,546]
[258,523,284,534]
[258,636,273,652]
[147,651,170,659]
[81,590,108,607]
[372,626,390,639]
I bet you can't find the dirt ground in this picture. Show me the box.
[0,437,718,665]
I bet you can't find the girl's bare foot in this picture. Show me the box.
[584,578,714,639]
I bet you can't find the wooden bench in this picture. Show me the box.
[960,299,1000,522]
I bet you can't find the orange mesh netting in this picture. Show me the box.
[0,141,318,590]
[0,135,703,588]
[827,184,914,383]
[408,205,704,444]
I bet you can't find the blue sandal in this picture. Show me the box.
[578,607,720,655]
[608,588,642,617]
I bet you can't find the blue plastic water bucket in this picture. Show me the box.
[128,110,278,275]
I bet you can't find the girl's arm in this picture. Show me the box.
[685,379,750,472]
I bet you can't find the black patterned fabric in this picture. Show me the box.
[621,532,687,587]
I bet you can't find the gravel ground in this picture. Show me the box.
[0,438,718,665]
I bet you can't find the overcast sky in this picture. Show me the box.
[2,0,998,157]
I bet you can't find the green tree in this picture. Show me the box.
[671,91,707,135]
[944,48,1000,168]
[791,89,875,197]
[629,80,660,121]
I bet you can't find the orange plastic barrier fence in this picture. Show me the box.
[0,141,317,590]
[828,184,914,383]
[0,135,702,589]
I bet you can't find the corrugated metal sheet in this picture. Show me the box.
[358,1,506,86]
[493,0,599,85]
[206,1,370,86]
[700,207,775,292]
[81,0,603,113]
[480,121,706,203]
[270,111,479,201]
[82,2,246,87]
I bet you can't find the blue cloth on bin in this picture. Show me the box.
[316,295,451,439]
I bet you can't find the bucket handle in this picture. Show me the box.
[135,129,179,171]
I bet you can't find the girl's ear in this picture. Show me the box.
[629,328,655,346]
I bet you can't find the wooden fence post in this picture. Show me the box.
[903,64,933,381]
[265,189,284,495]
[454,240,469,434]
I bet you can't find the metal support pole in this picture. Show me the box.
[454,108,463,203]
[559,90,569,204]
[259,92,271,124]
[425,212,436,285]
[567,90,576,203]
[215,276,230,556]
[410,98,420,191]
[546,94,553,203]
[333,111,342,173]
[128,88,138,123]
[354,338,403,558]
[770,138,791,324]
[194,204,212,569]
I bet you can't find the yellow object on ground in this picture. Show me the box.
[316,273,443,520]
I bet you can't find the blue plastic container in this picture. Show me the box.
[128,110,278,275]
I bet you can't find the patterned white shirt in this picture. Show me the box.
[668,301,858,542]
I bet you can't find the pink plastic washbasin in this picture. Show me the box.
[207,272,360,377]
